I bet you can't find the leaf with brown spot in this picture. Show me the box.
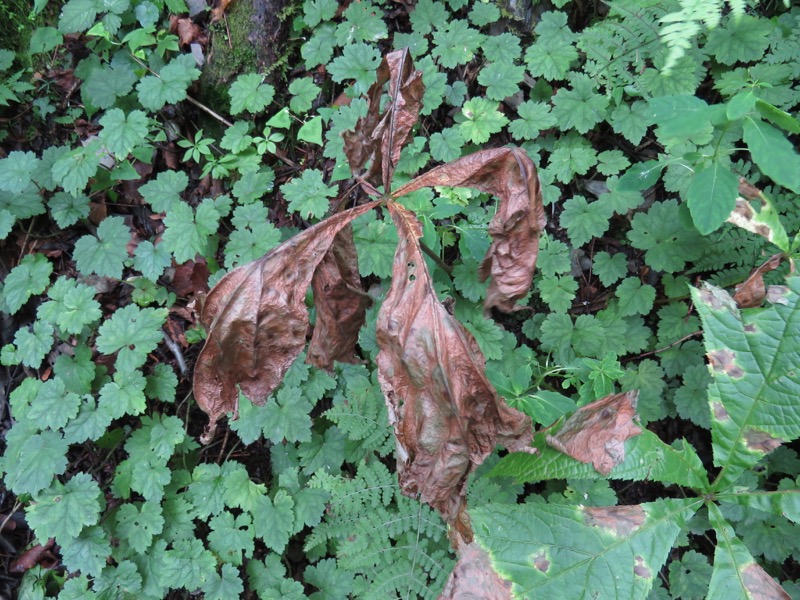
[583,505,646,536]
[438,542,513,600]
[743,428,783,454]
[733,253,783,308]
[342,48,424,192]
[376,201,533,539]
[726,194,790,253]
[193,202,378,442]
[306,227,371,370]
[545,391,643,476]
[707,348,745,378]
[393,147,545,312]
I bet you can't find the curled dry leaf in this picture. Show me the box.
[393,147,545,312]
[342,47,424,191]
[307,227,371,370]
[210,0,233,22]
[376,201,533,540]
[169,15,204,47]
[193,202,377,442]
[733,253,783,308]
[546,390,643,476]
[438,541,513,600]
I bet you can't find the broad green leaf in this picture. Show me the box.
[252,490,295,553]
[755,99,800,135]
[164,538,217,591]
[649,95,724,140]
[289,78,321,114]
[82,63,137,110]
[133,240,171,281]
[483,32,521,63]
[297,116,323,146]
[139,169,188,213]
[668,549,712,600]
[616,278,656,317]
[628,200,704,273]
[59,0,98,32]
[472,498,701,598]
[261,387,313,444]
[99,108,149,159]
[38,276,101,335]
[223,464,266,513]
[204,564,245,600]
[592,251,627,287]
[72,216,130,278]
[2,429,69,495]
[705,15,775,65]
[27,472,103,543]
[610,101,651,145]
[478,62,524,101]
[27,377,81,430]
[687,162,740,234]
[718,489,800,524]
[551,74,609,133]
[707,503,792,600]
[692,278,800,491]
[232,169,275,204]
[51,142,101,195]
[281,169,335,219]
[743,118,800,193]
[161,199,220,263]
[334,0,386,45]
[99,370,147,419]
[509,101,557,141]
[114,501,164,553]
[2,319,54,368]
[352,212,398,278]
[229,73,275,115]
[208,511,254,565]
[49,191,90,227]
[327,43,381,96]
[96,304,167,368]
[301,24,335,69]
[409,0,447,35]
[537,275,577,313]
[1,253,52,314]
[491,428,709,491]
[458,97,509,144]
[303,0,337,27]
[59,526,112,578]
[137,55,199,111]
[428,127,463,163]
[559,195,612,247]
[0,151,39,193]
[431,20,484,68]
[29,26,63,54]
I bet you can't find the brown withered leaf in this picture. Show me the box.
[193,202,378,442]
[169,15,203,47]
[438,542,513,600]
[210,0,233,22]
[733,253,783,308]
[546,391,643,476]
[393,147,545,313]
[376,201,533,540]
[342,48,424,191]
[307,226,371,370]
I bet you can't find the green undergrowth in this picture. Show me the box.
[0,0,799,598]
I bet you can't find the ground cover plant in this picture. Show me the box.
[0,0,799,598]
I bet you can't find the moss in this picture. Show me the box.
[196,0,260,114]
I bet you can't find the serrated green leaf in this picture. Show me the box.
[668,549,712,600]
[628,200,703,273]
[164,538,217,590]
[59,525,112,578]
[718,488,800,525]
[610,101,651,145]
[27,472,102,544]
[537,275,577,313]
[743,118,800,194]
[82,62,137,110]
[59,0,98,32]
[705,15,775,65]
[137,55,199,111]
[3,319,54,368]
[707,503,792,600]
[73,216,130,278]
[51,142,101,195]
[281,169,335,219]
[115,501,164,553]
[301,24,335,69]
[409,0,447,35]
[0,151,39,193]
[432,20,484,68]
[230,73,275,115]
[96,304,167,367]
[616,278,656,317]
[328,43,381,96]
[139,169,188,213]
[509,101,557,141]
[547,133,598,183]
[458,97,508,144]
[1,253,52,314]
[162,199,220,263]
[478,61,524,101]
[305,558,355,600]
[208,511,254,565]
[687,162,739,235]
[145,364,178,403]
[592,251,627,286]
[49,191,90,227]
[222,464,266,512]
[99,108,149,159]
[551,74,609,133]
[252,490,295,553]
[2,430,69,495]
[303,0,337,27]
[472,498,701,598]
[693,278,800,491]
[132,240,171,281]
[28,377,81,430]
[38,276,101,335]
[352,212,398,277]
[261,387,313,444]
[560,195,612,247]
[428,127,463,163]
[204,564,245,600]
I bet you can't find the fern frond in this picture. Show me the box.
[659,0,723,71]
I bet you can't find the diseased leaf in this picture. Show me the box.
[693,277,800,491]
[307,228,371,370]
[726,191,790,254]
[193,202,378,441]
[375,201,533,539]
[733,254,783,308]
[393,147,545,313]
[439,542,512,600]
[342,48,424,192]
[707,503,791,600]
[545,391,643,476]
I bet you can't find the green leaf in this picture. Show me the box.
[596,150,630,176]
[673,364,712,429]
[2,319,54,368]
[616,278,656,317]
[2,430,69,495]
[204,564,245,600]
[755,98,800,135]
[547,133,598,184]
[616,160,662,192]
[253,490,295,553]
[162,199,220,263]
[59,0,98,32]
[73,216,130,278]
[115,501,164,553]
[1,253,52,314]
[718,488,800,525]
[49,191,90,227]
[609,101,651,145]
[509,101,557,141]
[429,128,464,163]
[305,558,355,600]
[164,538,217,591]
[524,13,577,81]
[99,109,149,159]
[96,304,167,368]
[303,0,337,27]
[483,32,521,63]
[327,43,381,96]
[551,74,609,133]
[261,387,313,444]
[620,359,667,422]
[222,464,266,512]
[133,240,171,281]
[468,1,499,26]
[537,275,577,313]
[38,276,101,335]
[705,15,775,65]
[281,169,336,219]
[409,0,447,35]
[458,97,508,144]
[478,62,525,101]
[297,118,322,147]
[0,209,12,239]
[559,195,612,247]
[352,212,398,278]
[28,377,81,430]
[628,200,703,273]
[232,169,275,204]
[30,26,63,54]
[472,498,701,598]
[145,364,178,403]
[686,162,740,235]
[137,55,200,111]
[693,277,800,491]
[208,511,254,565]
[139,169,188,213]
[27,472,102,544]
[668,549,712,600]
[51,143,101,195]
[230,73,275,115]
[82,62,137,110]
[60,526,112,577]
[432,20,484,68]
[289,77,321,114]
[743,118,800,194]
[592,251,627,287]
[99,369,147,419]
[0,151,39,193]
[707,503,792,600]
[301,24,335,69]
